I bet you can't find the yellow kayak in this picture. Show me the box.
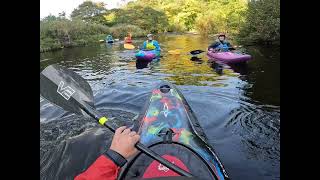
[124,43,135,50]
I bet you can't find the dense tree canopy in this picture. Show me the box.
[40,0,280,52]
[238,0,280,44]
[71,1,107,24]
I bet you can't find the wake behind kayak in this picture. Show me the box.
[119,82,229,180]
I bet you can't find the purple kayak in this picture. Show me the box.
[135,50,160,61]
[207,51,251,64]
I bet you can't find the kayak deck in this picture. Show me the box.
[119,82,229,180]
[207,51,251,64]
[135,50,160,61]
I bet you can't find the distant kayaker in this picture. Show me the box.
[124,32,132,43]
[141,34,161,51]
[106,35,114,43]
[208,33,233,52]
[75,126,140,180]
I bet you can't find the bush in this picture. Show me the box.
[40,17,111,52]
[238,0,280,44]
[105,5,169,33]
[109,24,147,38]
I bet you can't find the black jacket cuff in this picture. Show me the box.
[104,149,127,167]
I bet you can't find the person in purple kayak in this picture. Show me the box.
[208,33,234,52]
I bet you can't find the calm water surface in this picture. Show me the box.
[40,34,280,180]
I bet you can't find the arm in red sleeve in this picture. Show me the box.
[74,155,119,180]
[75,149,128,180]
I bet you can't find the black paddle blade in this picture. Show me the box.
[190,50,205,55]
[40,64,94,116]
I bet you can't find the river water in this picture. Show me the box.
[40,34,280,180]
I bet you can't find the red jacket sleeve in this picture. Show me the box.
[75,155,120,180]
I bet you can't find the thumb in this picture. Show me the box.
[132,134,140,144]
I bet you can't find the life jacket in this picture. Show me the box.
[146,40,156,50]
[216,41,229,52]
[125,36,132,43]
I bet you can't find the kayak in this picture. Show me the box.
[135,50,160,61]
[119,82,229,180]
[207,51,251,64]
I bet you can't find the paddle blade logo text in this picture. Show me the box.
[57,81,75,100]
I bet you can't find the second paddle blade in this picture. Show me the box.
[168,49,181,55]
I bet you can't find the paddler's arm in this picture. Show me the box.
[226,41,233,48]
[74,154,121,180]
[74,126,140,180]
[154,41,161,51]
[142,41,147,50]
[208,42,219,51]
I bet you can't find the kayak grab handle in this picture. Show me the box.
[135,143,193,177]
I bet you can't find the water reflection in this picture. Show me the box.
[190,56,203,64]
[209,61,224,75]
[40,34,280,180]
[136,60,149,69]
[208,60,249,76]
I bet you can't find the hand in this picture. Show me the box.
[110,126,140,159]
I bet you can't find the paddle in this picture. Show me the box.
[168,49,202,56]
[190,50,205,55]
[40,64,193,177]
[168,49,182,55]
[190,46,242,55]
[124,43,135,50]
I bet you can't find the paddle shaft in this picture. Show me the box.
[191,46,239,55]
[79,102,193,177]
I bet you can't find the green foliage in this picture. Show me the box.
[71,1,107,24]
[40,16,110,52]
[109,24,147,38]
[40,0,280,52]
[238,0,280,44]
[126,0,248,35]
[104,5,169,33]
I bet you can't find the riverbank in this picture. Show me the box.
[40,31,279,53]
[40,20,147,53]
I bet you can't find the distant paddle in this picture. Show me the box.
[124,43,135,50]
[40,64,192,177]
[190,46,241,55]
[168,49,181,55]
[190,50,205,55]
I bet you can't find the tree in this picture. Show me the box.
[104,5,169,33]
[71,1,107,24]
[58,11,66,18]
[238,0,280,44]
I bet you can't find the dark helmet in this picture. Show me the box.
[218,33,226,38]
